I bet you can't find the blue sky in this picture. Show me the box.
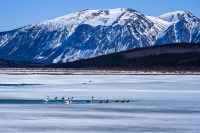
[0,0,199,32]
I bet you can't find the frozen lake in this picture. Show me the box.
[0,74,200,133]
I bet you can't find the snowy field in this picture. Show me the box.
[0,75,200,133]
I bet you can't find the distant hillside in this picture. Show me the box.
[50,43,200,71]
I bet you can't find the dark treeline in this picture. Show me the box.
[0,59,43,68]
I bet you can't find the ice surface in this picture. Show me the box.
[1,102,200,133]
[0,74,200,133]
[0,75,200,100]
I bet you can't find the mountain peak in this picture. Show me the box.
[35,8,144,37]
[39,8,141,25]
[159,11,198,23]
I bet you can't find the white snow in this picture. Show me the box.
[159,11,194,23]
[35,56,45,60]
[146,16,171,30]
[37,8,129,37]
[8,46,18,55]
[0,31,20,48]
[0,34,11,48]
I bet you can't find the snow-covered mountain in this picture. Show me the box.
[0,8,199,63]
[156,11,200,45]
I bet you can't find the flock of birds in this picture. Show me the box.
[43,80,130,105]
[44,96,130,104]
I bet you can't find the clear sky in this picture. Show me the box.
[0,0,199,32]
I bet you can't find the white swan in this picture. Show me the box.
[64,98,71,104]
[44,96,49,102]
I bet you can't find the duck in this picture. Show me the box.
[54,97,58,100]
[105,99,109,103]
[61,97,65,100]
[91,97,94,103]
[121,100,125,103]
[99,100,103,104]
[70,97,74,104]
[86,100,91,103]
[86,97,94,103]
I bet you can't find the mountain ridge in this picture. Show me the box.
[0,8,199,64]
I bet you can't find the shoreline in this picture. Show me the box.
[0,68,199,75]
